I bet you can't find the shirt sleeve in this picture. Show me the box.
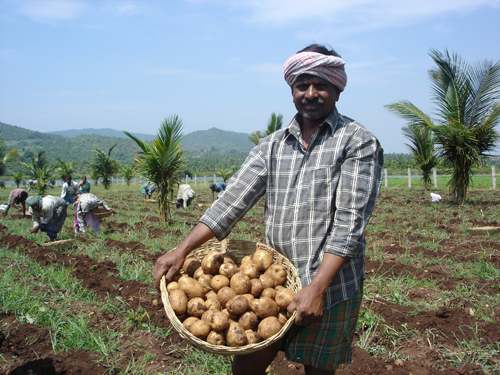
[61,183,67,198]
[200,144,268,240]
[323,128,384,258]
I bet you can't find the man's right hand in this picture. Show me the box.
[152,249,186,289]
[30,226,40,233]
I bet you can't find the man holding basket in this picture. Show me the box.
[153,44,383,375]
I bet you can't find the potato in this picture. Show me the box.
[166,281,179,293]
[258,316,282,340]
[239,311,259,330]
[242,293,254,305]
[211,275,230,292]
[223,253,238,264]
[240,255,254,266]
[259,274,275,289]
[226,295,249,315]
[205,298,222,311]
[230,272,251,295]
[169,289,188,315]
[207,330,226,346]
[222,308,239,322]
[219,262,238,278]
[201,309,216,323]
[265,264,287,286]
[201,251,224,275]
[225,321,248,347]
[190,320,211,339]
[261,287,276,300]
[249,297,279,319]
[253,249,273,271]
[250,278,264,297]
[178,275,205,299]
[182,317,199,331]
[275,288,295,310]
[239,263,259,279]
[198,274,213,294]
[193,267,205,279]
[277,310,288,326]
[187,297,206,317]
[183,257,202,277]
[217,286,237,308]
[245,329,262,344]
[208,310,230,331]
[275,285,285,292]
[205,290,217,301]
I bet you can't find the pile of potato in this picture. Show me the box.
[167,249,296,347]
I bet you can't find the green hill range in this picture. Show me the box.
[1,121,254,175]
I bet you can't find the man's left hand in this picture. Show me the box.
[287,283,325,326]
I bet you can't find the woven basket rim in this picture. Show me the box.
[160,239,302,355]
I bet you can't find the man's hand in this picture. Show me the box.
[30,225,40,233]
[152,248,186,289]
[287,283,325,326]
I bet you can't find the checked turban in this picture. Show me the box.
[283,51,347,92]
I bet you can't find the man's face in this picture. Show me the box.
[292,75,340,126]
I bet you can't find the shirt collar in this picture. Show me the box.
[286,108,340,140]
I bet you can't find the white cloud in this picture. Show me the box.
[16,0,89,23]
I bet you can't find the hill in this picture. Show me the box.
[46,126,254,152]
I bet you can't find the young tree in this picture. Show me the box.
[386,49,500,204]
[217,168,233,183]
[55,158,77,181]
[122,162,136,186]
[124,115,185,222]
[248,112,283,145]
[11,172,24,188]
[0,134,19,178]
[89,145,119,190]
[20,151,54,195]
[401,124,439,190]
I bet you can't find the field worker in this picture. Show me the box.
[141,182,157,199]
[176,184,196,209]
[153,43,384,375]
[74,193,112,234]
[3,188,28,218]
[209,181,227,203]
[78,175,91,194]
[61,175,79,205]
[27,195,68,241]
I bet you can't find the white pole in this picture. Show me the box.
[186,175,188,184]
[122,177,124,185]
[433,168,438,188]
[384,168,388,188]
[408,168,412,188]
[204,176,206,185]
[493,165,496,190]
[195,175,197,187]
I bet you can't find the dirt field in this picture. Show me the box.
[1,185,499,374]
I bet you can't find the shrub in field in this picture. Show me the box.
[89,144,119,190]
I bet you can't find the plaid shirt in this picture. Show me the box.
[200,109,383,309]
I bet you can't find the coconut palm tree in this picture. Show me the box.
[122,162,136,186]
[11,172,24,188]
[401,124,439,190]
[89,145,119,190]
[124,115,185,222]
[20,150,54,195]
[386,49,500,204]
[55,158,77,181]
[0,135,19,178]
[248,112,283,145]
[217,168,233,183]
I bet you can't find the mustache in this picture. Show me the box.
[301,97,324,105]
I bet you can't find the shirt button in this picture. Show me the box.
[292,238,296,243]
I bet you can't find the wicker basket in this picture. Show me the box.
[160,239,302,355]
[93,208,113,218]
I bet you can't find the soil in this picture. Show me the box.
[1,189,499,374]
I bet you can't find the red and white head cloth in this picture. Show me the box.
[283,51,347,92]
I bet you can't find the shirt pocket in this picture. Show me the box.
[308,168,333,213]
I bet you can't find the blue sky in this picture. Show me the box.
[1,0,500,153]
